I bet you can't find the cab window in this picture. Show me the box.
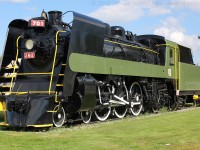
[169,48,174,65]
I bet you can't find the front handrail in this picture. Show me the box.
[9,36,21,92]
[48,30,66,94]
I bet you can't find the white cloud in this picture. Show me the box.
[89,1,144,23]
[154,17,200,63]
[89,0,170,23]
[89,0,200,24]
[0,0,29,3]
[170,0,200,11]
[148,6,171,16]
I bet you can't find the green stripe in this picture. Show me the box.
[69,53,174,79]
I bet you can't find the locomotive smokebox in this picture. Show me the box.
[48,11,62,25]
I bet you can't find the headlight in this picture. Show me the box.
[25,39,34,50]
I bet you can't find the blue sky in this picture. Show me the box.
[0,0,200,63]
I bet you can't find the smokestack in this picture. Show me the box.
[48,11,62,25]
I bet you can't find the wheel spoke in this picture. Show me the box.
[94,107,111,121]
[129,82,143,116]
[114,84,128,119]
[52,105,66,127]
[114,106,127,119]
[168,99,177,111]
[81,110,92,123]
[152,106,160,113]
[95,83,112,121]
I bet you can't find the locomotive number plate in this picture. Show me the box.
[30,20,45,27]
[24,52,35,59]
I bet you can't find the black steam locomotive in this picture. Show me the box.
[0,10,191,128]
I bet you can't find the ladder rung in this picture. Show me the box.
[17,72,52,75]
[1,67,19,69]
[0,76,16,78]
[2,91,56,95]
[62,64,66,66]
[56,84,63,87]
[1,85,11,88]
[59,74,64,76]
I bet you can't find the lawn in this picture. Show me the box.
[0,108,200,150]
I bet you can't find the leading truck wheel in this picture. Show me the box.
[52,105,66,127]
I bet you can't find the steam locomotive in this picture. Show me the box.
[0,10,199,127]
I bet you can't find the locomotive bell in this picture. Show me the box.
[48,11,62,25]
[41,9,48,20]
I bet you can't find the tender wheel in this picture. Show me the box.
[94,107,111,121]
[168,95,178,111]
[113,84,128,119]
[151,93,160,113]
[52,105,66,127]
[129,82,143,116]
[176,96,187,109]
[81,110,92,124]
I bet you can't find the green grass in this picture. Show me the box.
[1,108,200,150]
